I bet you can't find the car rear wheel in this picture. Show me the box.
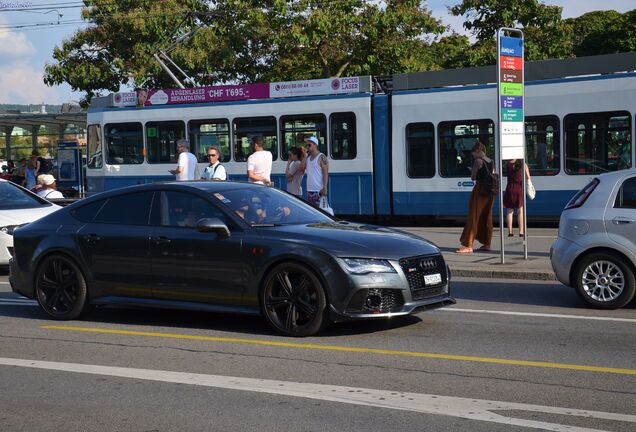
[574,253,636,309]
[35,255,89,320]
[261,262,327,337]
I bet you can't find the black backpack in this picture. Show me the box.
[478,159,499,196]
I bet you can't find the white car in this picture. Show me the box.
[0,179,61,266]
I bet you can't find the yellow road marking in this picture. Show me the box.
[42,325,636,376]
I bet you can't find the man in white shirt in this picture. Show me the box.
[246,135,272,185]
[170,139,198,181]
[201,146,227,181]
[301,136,329,206]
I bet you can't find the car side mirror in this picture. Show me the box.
[196,217,230,239]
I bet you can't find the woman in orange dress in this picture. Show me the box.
[456,142,495,254]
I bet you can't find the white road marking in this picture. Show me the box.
[1,357,634,432]
[0,281,10,285]
[441,308,636,323]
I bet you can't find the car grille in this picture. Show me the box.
[346,289,405,313]
[366,289,404,313]
[399,254,448,300]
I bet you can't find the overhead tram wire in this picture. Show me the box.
[0,0,397,33]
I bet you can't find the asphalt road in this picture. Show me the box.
[1,274,635,432]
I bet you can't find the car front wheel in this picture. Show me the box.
[261,262,328,337]
[574,252,636,309]
[35,254,89,320]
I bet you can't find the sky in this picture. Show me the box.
[0,0,633,105]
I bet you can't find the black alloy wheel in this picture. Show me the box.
[35,255,89,320]
[574,252,636,310]
[261,262,327,337]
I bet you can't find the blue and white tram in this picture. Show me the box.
[390,71,636,217]
[86,55,635,219]
[86,92,375,214]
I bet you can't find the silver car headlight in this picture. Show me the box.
[0,224,26,235]
[341,258,396,275]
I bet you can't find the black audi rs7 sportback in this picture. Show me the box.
[10,182,455,336]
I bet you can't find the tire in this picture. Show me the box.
[261,262,328,337]
[35,254,89,320]
[573,252,636,310]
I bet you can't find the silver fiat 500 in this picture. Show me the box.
[551,169,636,309]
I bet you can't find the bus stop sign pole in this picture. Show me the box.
[497,28,526,264]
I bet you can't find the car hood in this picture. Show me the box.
[0,205,60,227]
[257,221,440,260]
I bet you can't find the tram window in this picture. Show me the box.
[406,122,435,178]
[330,112,356,160]
[614,177,636,209]
[87,124,102,169]
[189,119,230,163]
[147,121,186,164]
[564,111,631,175]
[439,120,494,178]
[234,117,277,162]
[525,115,560,176]
[104,122,143,165]
[280,114,327,160]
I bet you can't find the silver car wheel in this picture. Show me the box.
[581,260,624,302]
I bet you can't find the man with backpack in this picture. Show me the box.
[201,146,227,181]
[456,141,496,254]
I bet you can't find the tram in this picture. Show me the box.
[85,52,636,218]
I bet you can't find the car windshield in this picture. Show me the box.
[210,187,334,226]
[0,181,51,210]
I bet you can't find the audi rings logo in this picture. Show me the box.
[419,259,437,272]
[331,79,341,90]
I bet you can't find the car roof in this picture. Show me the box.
[597,168,636,182]
[72,181,267,206]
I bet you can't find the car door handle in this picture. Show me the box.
[613,217,635,225]
[612,217,634,225]
[151,236,171,246]
[83,234,101,244]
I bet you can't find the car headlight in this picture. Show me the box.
[341,258,396,275]
[0,224,26,235]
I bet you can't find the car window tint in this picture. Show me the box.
[160,191,229,228]
[71,199,107,222]
[93,192,153,225]
[615,177,636,209]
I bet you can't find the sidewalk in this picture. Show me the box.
[398,227,558,281]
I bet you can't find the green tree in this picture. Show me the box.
[567,9,636,56]
[44,0,209,105]
[449,0,572,64]
[44,0,445,104]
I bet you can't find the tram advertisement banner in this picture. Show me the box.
[269,77,365,98]
[145,84,270,106]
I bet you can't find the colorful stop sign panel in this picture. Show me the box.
[500,36,523,57]
[500,56,523,71]
[498,31,524,160]
[500,70,522,83]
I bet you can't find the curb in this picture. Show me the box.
[450,268,557,281]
